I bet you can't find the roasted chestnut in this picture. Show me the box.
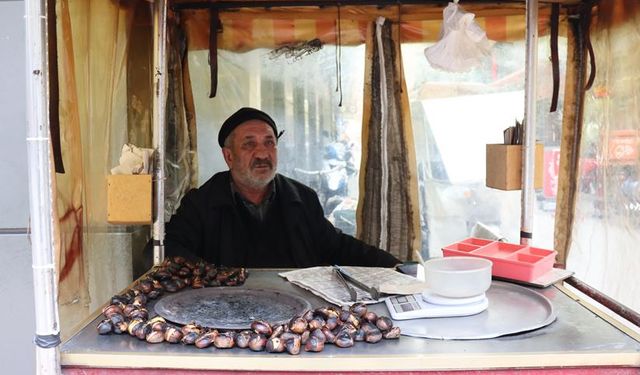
[349,302,368,318]
[265,337,285,353]
[365,329,382,343]
[288,316,307,334]
[214,331,235,349]
[251,320,272,336]
[181,331,199,345]
[383,326,401,339]
[363,311,378,323]
[194,330,218,349]
[235,330,252,349]
[376,316,393,332]
[304,335,324,352]
[334,330,354,348]
[96,319,113,335]
[248,333,267,352]
[284,335,301,355]
[101,304,123,319]
[145,330,164,344]
[164,325,183,343]
[127,318,145,336]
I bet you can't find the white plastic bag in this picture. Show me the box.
[110,144,154,175]
[425,1,494,72]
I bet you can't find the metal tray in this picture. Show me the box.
[392,281,557,340]
[154,287,312,330]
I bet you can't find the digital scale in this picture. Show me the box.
[385,290,489,320]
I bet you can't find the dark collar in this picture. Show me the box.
[230,178,276,206]
[207,171,303,208]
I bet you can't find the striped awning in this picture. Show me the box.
[179,4,563,51]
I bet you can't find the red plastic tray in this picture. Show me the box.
[442,238,557,282]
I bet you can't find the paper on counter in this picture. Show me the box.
[280,266,427,307]
[110,144,155,175]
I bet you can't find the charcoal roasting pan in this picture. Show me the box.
[154,287,312,330]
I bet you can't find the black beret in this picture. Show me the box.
[218,107,280,147]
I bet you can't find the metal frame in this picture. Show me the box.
[565,276,640,329]
[25,0,62,373]
[171,0,583,11]
[153,0,169,266]
[520,0,539,245]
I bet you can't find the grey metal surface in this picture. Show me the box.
[0,235,36,374]
[0,0,28,230]
[0,2,35,374]
[154,287,312,329]
[395,281,556,340]
[61,269,640,361]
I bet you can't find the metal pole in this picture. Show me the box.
[520,0,539,245]
[564,277,640,329]
[152,0,168,265]
[24,0,61,373]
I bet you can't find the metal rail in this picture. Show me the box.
[565,276,640,329]
[520,0,538,245]
[153,0,169,266]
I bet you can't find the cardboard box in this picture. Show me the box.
[486,143,544,190]
[107,174,152,224]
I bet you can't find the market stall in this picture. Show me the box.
[23,0,640,373]
[60,269,640,374]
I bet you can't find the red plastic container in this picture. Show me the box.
[442,238,557,282]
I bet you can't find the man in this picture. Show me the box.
[161,107,400,268]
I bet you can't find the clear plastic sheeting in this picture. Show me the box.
[56,0,136,333]
[424,1,494,73]
[164,20,198,220]
[188,46,366,236]
[569,0,640,312]
[404,36,565,260]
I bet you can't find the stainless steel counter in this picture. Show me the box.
[60,269,640,372]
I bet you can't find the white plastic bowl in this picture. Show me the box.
[424,257,493,298]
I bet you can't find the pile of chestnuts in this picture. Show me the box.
[97,256,400,354]
[97,256,247,335]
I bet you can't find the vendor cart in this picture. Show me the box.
[14,0,640,373]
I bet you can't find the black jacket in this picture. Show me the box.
[160,171,399,268]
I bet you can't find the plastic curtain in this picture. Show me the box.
[56,0,135,331]
[566,0,640,312]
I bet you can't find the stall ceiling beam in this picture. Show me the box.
[171,0,584,11]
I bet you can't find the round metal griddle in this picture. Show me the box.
[154,287,312,330]
[393,281,557,340]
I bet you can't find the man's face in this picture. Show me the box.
[222,120,278,190]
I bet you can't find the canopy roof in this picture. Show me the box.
[171,0,585,8]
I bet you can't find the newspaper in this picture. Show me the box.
[279,266,427,306]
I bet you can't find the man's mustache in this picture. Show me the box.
[251,159,273,169]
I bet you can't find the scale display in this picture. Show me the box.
[385,293,489,320]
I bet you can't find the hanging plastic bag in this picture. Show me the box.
[425,1,494,72]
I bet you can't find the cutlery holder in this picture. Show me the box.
[486,143,544,190]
